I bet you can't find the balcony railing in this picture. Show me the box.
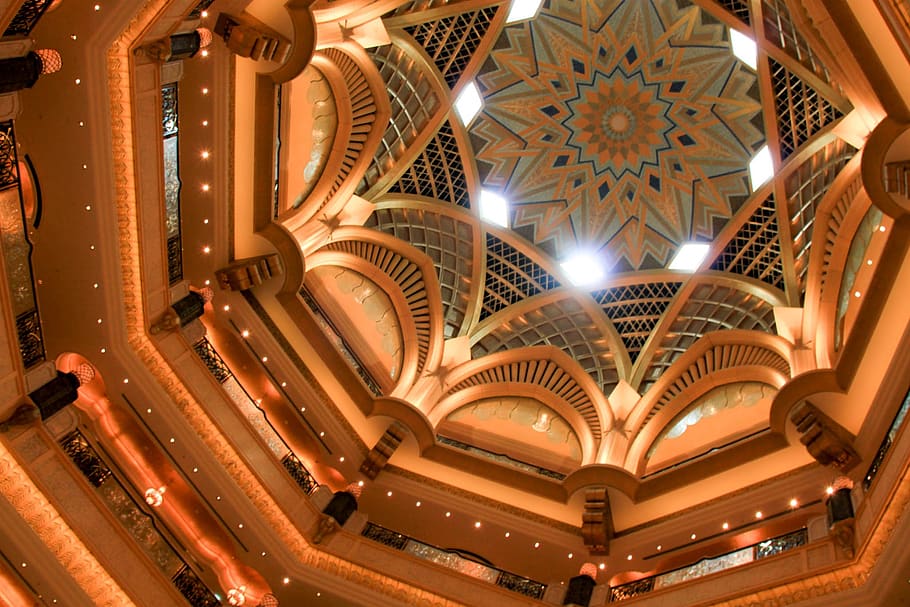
[864,384,910,491]
[610,528,808,602]
[437,435,566,481]
[162,83,183,285]
[191,337,320,495]
[0,120,45,369]
[362,522,547,600]
[60,431,223,606]
[299,287,382,396]
[3,0,54,37]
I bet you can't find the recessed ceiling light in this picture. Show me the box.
[445,511,451,517]
[668,242,710,271]
[506,0,544,22]
[598,563,605,570]
[755,511,763,519]
[560,252,605,287]
[626,554,633,560]
[455,82,483,125]
[729,28,757,70]
[789,498,799,508]
[415,501,421,507]
[479,189,509,228]
[504,532,510,538]
[722,522,729,530]
[474,521,481,528]
[749,145,774,190]
[690,533,697,540]
[533,542,540,548]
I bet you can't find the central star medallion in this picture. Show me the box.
[563,69,675,179]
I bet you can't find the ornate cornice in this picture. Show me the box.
[0,440,137,606]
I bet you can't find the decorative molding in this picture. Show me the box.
[0,440,137,606]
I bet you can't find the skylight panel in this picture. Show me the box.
[749,145,774,190]
[506,0,544,23]
[668,242,711,272]
[730,28,758,70]
[455,82,483,126]
[560,252,605,287]
[479,189,509,228]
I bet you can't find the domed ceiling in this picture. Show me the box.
[281,0,866,491]
[472,0,764,268]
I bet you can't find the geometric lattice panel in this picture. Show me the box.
[785,138,857,300]
[592,282,683,364]
[473,297,618,392]
[359,44,440,193]
[762,0,834,86]
[711,195,785,291]
[714,0,751,25]
[404,6,499,89]
[366,207,474,338]
[387,121,471,208]
[640,282,778,393]
[480,233,560,321]
[769,58,844,160]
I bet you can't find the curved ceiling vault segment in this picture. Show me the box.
[438,345,616,464]
[366,199,484,339]
[307,226,447,382]
[279,44,390,233]
[623,329,794,472]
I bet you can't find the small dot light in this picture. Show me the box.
[568,553,573,559]
[201,151,210,159]
[122,378,128,384]
[656,545,662,551]
[755,511,763,519]
[627,554,633,561]
[690,533,697,540]
[202,120,209,127]
[386,491,393,497]
[193,467,199,472]
[202,246,211,254]
[722,522,729,530]
[85,204,91,210]
[826,486,835,495]
[238,523,243,529]
[854,291,861,298]
[357,480,364,486]
[282,577,289,585]
[203,218,209,224]
[338,456,345,463]
[21,562,26,568]
[169,437,175,443]
[82,164,87,169]
[599,563,606,570]
[71,34,77,40]
[200,49,209,57]
[201,184,210,192]
[97,318,103,324]
[94,4,100,10]
[146,408,151,413]
[241,330,250,338]
[319,431,325,437]
[879,225,887,232]
[281,381,287,387]
[261,552,267,557]
[93,283,99,288]
[201,10,209,17]
[74,78,81,85]
[789,498,799,508]
[415,501,421,507]
[533,542,540,548]
[223,305,230,311]
[445,512,451,518]
[261,356,268,362]
[202,87,209,95]
[504,532,510,538]
[474,521,481,528]
[79,121,85,127]
[100,347,106,353]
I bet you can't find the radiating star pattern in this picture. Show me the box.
[473,0,765,270]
